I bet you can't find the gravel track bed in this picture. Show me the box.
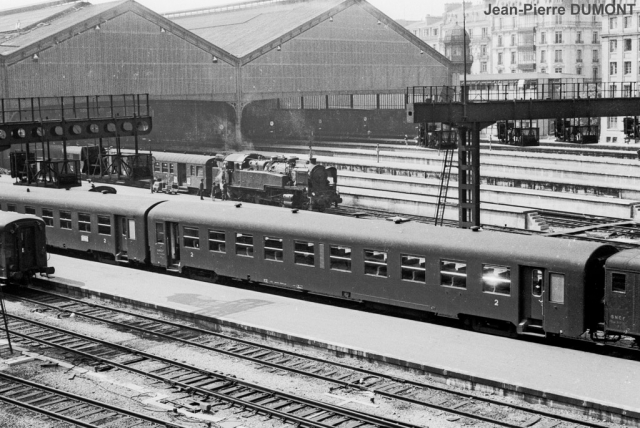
[0,296,626,428]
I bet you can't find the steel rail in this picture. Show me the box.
[1,313,419,428]
[11,288,613,428]
[0,372,184,428]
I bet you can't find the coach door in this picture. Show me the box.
[16,224,36,270]
[115,216,135,261]
[519,266,545,335]
[166,222,180,269]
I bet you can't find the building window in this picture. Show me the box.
[156,223,165,244]
[441,260,466,289]
[42,209,54,227]
[612,273,626,293]
[610,17,617,30]
[482,264,511,295]
[481,45,487,55]
[294,241,315,266]
[555,14,562,24]
[541,50,546,63]
[208,230,225,252]
[498,35,502,47]
[235,233,254,257]
[541,32,546,44]
[625,16,631,28]
[98,215,111,235]
[60,211,72,230]
[550,273,565,304]
[541,68,546,73]
[592,31,599,44]
[610,61,618,75]
[593,49,599,62]
[264,236,284,262]
[576,31,582,43]
[554,50,563,62]
[555,31,562,44]
[78,213,91,232]
[625,61,632,74]
[511,34,515,46]
[498,52,503,65]
[183,227,200,249]
[364,249,387,277]
[25,206,35,215]
[401,254,426,283]
[330,245,351,272]
[576,67,582,75]
[608,116,618,129]
[625,39,632,51]
[555,67,563,73]
[482,27,487,38]
[610,39,617,52]
[577,50,582,62]
[433,28,438,36]
[481,62,487,72]
[511,51,516,64]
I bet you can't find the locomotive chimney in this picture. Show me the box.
[309,157,317,165]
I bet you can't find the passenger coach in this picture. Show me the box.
[146,199,617,338]
[0,211,53,284]
[0,187,164,264]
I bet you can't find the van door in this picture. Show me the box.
[605,271,635,334]
[115,216,134,261]
[178,164,187,187]
[519,266,545,335]
[166,222,180,270]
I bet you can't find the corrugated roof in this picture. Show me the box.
[0,1,126,56]
[0,3,78,33]
[167,0,345,58]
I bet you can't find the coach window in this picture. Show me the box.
[154,162,160,172]
[532,269,543,297]
[7,204,16,212]
[235,233,254,257]
[190,165,195,176]
[42,209,54,227]
[183,227,200,249]
[78,213,91,233]
[169,163,175,174]
[401,254,426,283]
[196,166,204,178]
[264,237,284,261]
[549,273,565,304]
[60,211,72,230]
[330,246,351,272]
[208,230,226,253]
[25,206,36,215]
[482,264,511,295]
[161,163,168,173]
[612,272,626,293]
[364,250,387,277]
[97,215,111,235]
[440,260,466,289]
[294,241,315,266]
[156,223,165,244]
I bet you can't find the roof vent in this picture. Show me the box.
[471,226,482,232]
[387,216,409,224]
[235,203,242,208]
[292,209,299,214]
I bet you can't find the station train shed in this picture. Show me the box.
[0,0,453,152]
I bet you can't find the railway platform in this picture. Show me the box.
[37,253,640,424]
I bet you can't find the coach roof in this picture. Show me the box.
[149,199,616,272]
[0,211,44,233]
[0,186,165,217]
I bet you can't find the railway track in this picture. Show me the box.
[0,371,184,428]
[5,287,615,428]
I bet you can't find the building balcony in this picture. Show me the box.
[518,63,536,71]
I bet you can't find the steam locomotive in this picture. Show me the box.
[151,152,341,211]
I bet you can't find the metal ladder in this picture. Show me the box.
[434,149,454,226]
